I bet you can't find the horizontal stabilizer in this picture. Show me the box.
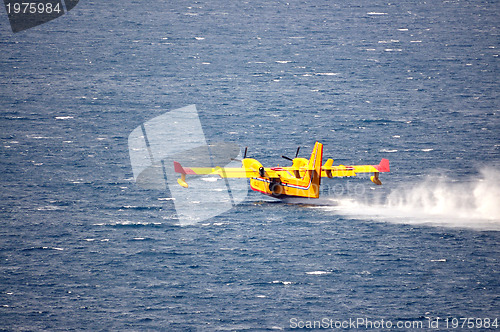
[320,158,390,178]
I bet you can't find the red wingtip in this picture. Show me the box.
[375,158,390,172]
[173,161,186,174]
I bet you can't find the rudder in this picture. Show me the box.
[305,141,323,198]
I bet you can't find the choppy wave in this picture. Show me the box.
[322,167,500,231]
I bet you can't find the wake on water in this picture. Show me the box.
[320,167,500,231]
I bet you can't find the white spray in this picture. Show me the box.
[323,167,500,231]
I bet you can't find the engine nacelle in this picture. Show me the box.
[269,182,283,196]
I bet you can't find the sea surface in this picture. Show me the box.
[1,0,499,330]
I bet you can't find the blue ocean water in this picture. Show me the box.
[1,0,499,330]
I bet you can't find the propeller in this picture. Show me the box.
[232,147,248,162]
[281,146,300,162]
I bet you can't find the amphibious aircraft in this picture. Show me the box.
[173,142,390,199]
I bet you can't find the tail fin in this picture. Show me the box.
[305,141,323,198]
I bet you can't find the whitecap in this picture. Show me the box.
[36,205,62,211]
[42,246,64,251]
[306,271,331,275]
[202,177,218,182]
[271,280,292,285]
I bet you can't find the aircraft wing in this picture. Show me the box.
[321,158,390,177]
[173,161,282,187]
[173,157,390,188]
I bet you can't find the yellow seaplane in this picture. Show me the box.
[173,142,390,199]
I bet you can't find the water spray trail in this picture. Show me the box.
[322,167,500,231]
